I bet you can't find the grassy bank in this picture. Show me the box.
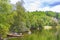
[8,29,60,40]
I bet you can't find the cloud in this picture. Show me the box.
[11,0,60,12]
[24,0,42,11]
[23,0,60,12]
[38,5,60,12]
[49,2,60,7]
[10,0,20,4]
[25,5,60,12]
[50,5,60,12]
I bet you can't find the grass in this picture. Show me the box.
[9,25,60,40]
[8,28,60,40]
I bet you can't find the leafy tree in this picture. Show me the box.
[0,23,10,38]
[46,11,56,17]
[0,0,12,13]
[11,1,26,33]
[0,0,12,38]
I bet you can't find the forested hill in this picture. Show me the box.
[0,0,60,39]
[26,11,60,27]
[28,11,60,19]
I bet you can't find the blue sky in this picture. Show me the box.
[10,0,60,12]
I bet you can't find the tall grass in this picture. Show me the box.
[9,26,60,40]
[9,28,60,40]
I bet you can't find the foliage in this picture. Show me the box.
[0,0,60,39]
[0,0,12,38]
[8,28,60,40]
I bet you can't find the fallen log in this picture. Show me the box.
[7,33,24,37]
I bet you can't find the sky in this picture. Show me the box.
[10,0,60,12]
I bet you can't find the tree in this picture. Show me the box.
[0,24,10,38]
[11,1,26,33]
[0,0,12,13]
[46,11,56,17]
[0,0,12,38]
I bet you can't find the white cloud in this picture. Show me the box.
[11,0,60,12]
[38,5,60,12]
[24,0,60,12]
[40,7,50,11]
[51,5,60,12]
[10,0,20,4]
[26,5,60,12]
[24,0,42,11]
